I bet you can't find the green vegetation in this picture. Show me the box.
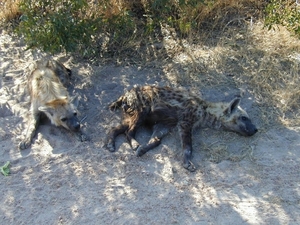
[17,0,98,53]
[265,0,300,38]
[0,0,267,56]
[0,161,10,176]
[1,0,300,56]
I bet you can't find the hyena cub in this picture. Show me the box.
[19,59,86,150]
[105,85,257,172]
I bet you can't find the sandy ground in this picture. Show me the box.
[0,29,300,225]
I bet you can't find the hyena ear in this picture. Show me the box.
[224,97,241,115]
[70,95,79,108]
[38,106,54,116]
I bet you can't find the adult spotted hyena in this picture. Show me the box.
[105,85,258,171]
[19,59,86,150]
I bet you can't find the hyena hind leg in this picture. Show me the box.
[19,113,40,150]
[136,124,170,157]
[105,124,129,152]
[126,111,151,151]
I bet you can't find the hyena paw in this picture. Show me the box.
[80,133,88,142]
[105,139,116,152]
[19,139,31,150]
[183,160,196,172]
[136,146,146,157]
[130,139,140,151]
[76,132,88,142]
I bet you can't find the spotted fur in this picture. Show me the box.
[105,85,258,171]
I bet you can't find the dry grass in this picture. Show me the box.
[247,24,300,126]
[0,0,21,27]
[167,23,300,127]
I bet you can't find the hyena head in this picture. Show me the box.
[220,97,258,136]
[38,95,80,132]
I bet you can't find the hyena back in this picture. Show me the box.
[34,58,72,87]
[19,59,85,150]
[105,85,257,171]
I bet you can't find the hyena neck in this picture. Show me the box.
[198,102,224,130]
[201,110,222,129]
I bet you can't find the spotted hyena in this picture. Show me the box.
[105,85,258,171]
[19,58,86,150]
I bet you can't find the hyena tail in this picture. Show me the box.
[109,89,141,113]
[109,87,152,113]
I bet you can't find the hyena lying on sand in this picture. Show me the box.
[19,59,86,150]
[105,85,257,171]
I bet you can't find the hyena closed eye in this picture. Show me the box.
[105,85,257,172]
[19,58,86,150]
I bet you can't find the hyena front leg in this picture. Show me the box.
[126,127,140,151]
[105,124,129,152]
[179,122,196,172]
[136,123,170,156]
[19,112,40,150]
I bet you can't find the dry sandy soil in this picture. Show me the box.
[0,26,300,225]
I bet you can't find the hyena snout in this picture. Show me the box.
[224,116,258,137]
[66,116,81,132]
[238,117,258,136]
[241,123,258,136]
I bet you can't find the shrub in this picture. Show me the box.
[12,0,265,57]
[17,0,98,53]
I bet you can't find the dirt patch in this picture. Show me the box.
[1,24,300,224]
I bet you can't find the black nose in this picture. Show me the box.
[245,126,258,136]
[249,127,258,136]
[74,123,80,131]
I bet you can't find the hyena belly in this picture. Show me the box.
[106,86,180,151]
[19,59,85,150]
[106,85,257,172]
